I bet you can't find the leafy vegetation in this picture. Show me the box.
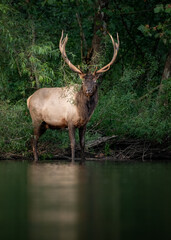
[0,0,170,157]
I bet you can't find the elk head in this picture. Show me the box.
[59,30,119,97]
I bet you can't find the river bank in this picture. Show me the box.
[0,137,170,161]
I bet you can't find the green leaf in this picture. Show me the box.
[137,25,145,33]
[154,4,164,13]
[165,4,171,13]
[39,75,44,83]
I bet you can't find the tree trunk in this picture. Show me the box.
[87,0,109,67]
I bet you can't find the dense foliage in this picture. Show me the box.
[0,0,170,155]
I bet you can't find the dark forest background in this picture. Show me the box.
[0,0,170,158]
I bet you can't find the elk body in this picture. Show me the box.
[27,31,119,162]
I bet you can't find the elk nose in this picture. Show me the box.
[86,89,92,94]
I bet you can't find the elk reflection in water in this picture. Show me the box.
[28,163,82,240]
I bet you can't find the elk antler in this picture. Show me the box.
[59,30,83,74]
[95,32,119,74]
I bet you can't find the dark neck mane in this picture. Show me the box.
[76,87,98,121]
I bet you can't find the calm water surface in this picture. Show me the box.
[0,160,171,240]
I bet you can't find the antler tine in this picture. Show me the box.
[95,32,119,74]
[59,30,83,74]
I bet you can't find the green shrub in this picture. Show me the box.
[89,71,171,142]
[0,100,32,154]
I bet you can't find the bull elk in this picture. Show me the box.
[27,30,119,162]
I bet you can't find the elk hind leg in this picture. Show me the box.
[32,122,47,162]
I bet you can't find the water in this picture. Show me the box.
[0,160,171,240]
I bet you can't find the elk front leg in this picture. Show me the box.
[79,125,86,162]
[68,125,76,163]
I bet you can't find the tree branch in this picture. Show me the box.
[76,13,87,62]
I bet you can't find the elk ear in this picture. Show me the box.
[79,73,86,79]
